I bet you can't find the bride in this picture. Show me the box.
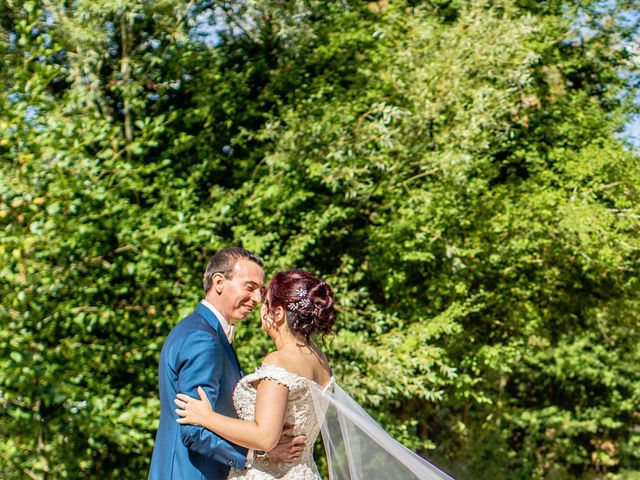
[174,269,453,480]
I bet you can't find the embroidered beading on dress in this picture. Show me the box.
[228,364,334,480]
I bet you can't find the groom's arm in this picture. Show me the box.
[176,330,247,469]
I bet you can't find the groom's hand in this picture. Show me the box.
[266,425,306,462]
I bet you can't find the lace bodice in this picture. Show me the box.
[228,364,333,480]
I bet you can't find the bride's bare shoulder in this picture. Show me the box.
[262,350,301,372]
[262,349,331,386]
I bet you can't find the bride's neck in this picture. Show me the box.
[273,328,308,351]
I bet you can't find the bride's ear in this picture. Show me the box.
[273,306,286,325]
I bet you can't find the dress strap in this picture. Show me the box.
[243,363,308,390]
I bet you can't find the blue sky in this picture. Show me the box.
[623,114,639,148]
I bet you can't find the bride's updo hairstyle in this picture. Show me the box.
[265,269,336,342]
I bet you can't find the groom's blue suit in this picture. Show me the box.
[148,303,247,479]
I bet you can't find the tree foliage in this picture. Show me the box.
[1,0,638,479]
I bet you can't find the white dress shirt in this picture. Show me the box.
[200,299,234,343]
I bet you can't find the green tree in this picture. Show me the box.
[221,1,640,478]
[0,0,206,477]
[1,0,638,479]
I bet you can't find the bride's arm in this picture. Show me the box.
[175,380,289,452]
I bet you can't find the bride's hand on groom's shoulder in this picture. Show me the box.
[174,386,213,426]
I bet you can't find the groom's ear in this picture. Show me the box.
[211,272,225,294]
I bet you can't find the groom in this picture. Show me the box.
[149,247,303,479]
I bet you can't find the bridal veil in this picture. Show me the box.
[310,382,454,480]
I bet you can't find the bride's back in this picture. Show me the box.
[262,344,332,389]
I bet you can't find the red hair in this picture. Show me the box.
[265,269,336,342]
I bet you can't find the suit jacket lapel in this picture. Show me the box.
[195,303,243,375]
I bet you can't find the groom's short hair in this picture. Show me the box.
[203,247,264,294]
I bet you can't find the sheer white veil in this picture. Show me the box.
[310,381,455,480]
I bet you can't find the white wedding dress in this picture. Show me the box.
[228,364,333,480]
[227,364,454,480]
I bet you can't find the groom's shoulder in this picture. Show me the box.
[170,307,218,338]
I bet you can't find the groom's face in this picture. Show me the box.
[219,259,265,324]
